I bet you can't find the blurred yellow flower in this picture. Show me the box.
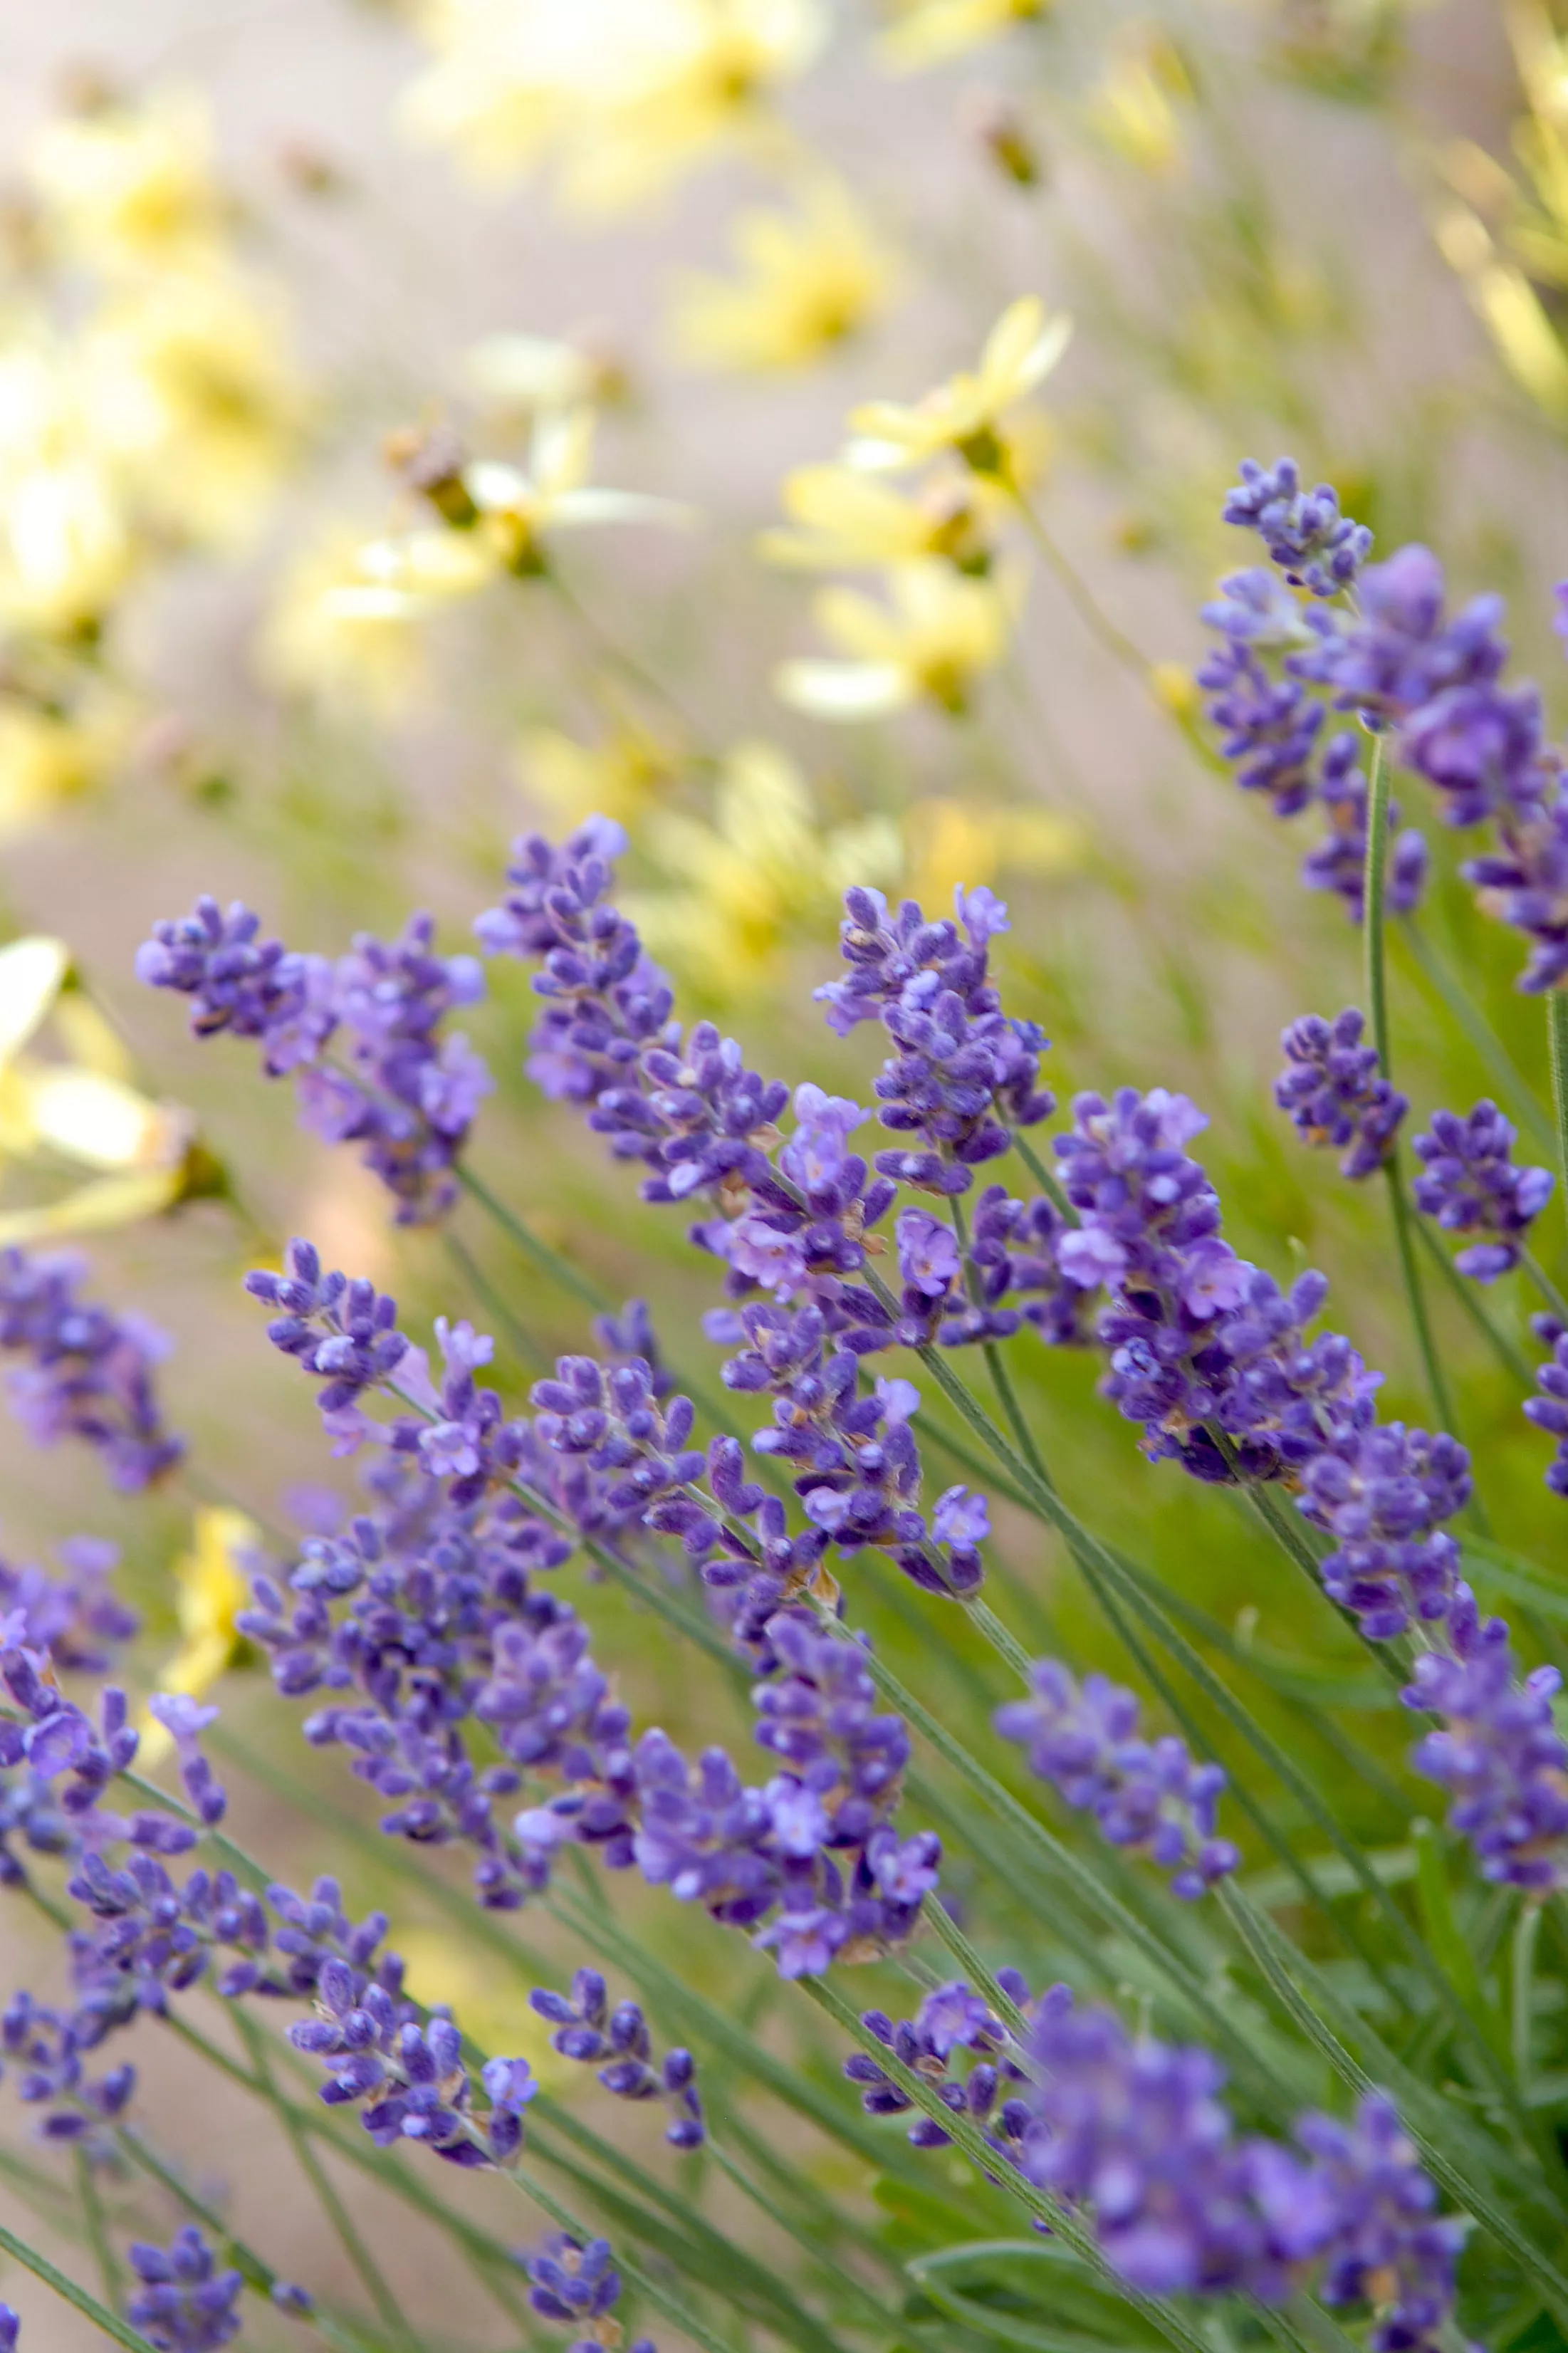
[775,558,1024,719]
[1085,28,1193,177]
[627,740,901,988]
[463,407,690,570]
[874,0,1047,75]
[85,275,305,542]
[845,296,1072,479]
[140,1508,258,1765]
[261,526,492,709]
[670,178,900,372]
[462,331,625,418]
[0,688,135,833]
[901,795,1085,912]
[0,934,194,1246]
[398,1927,569,2080]
[760,461,1002,571]
[518,724,676,826]
[405,0,824,214]
[25,89,226,273]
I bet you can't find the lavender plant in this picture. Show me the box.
[16,459,1568,2353]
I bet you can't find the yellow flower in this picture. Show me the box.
[404,0,824,215]
[0,335,135,634]
[874,0,1047,75]
[760,461,1003,572]
[518,724,675,826]
[625,741,901,990]
[1085,27,1192,177]
[669,179,900,372]
[261,526,492,709]
[845,295,1072,478]
[140,1509,258,1764]
[85,273,305,541]
[775,557,1024,719]
[901,795,1085,912]
[462,332,625,418]
[0,687,134,830]
[26,89,226,272]
[0,934,194,1245]
[463,406,691,570]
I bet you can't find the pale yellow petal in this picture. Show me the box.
[0,937,68,1069]
[774,658,912,717]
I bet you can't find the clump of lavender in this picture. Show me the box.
[240,1245,942,1973]
[1403,1586,1568,1889]
[526,2235,654,2353]
[1412,1102,1553,1280]
[847,1976,1033,2165]
[0,1249,182,1491]
[530,1970,704,2149]
[0,1537,135,1674]
[1274,1009,1407,1179]
[1525,1315,1568,1494]
[137,898,493,1224]
[994,1661,1238,1897]
[125,2228,243,2352]
[1208,461,1568,987]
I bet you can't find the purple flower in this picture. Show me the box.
[0,1537,136,1676]
[126,2228,244,2352]
[1223,458,1372,597]
[1274,1010,1407,1181]
[1404,1585,1568,1889]
[897,1208,961,1298]
[0,1248,182,1491]
[140,899,492,1224]
[1300,2096,1470,2353]
[530,1969,704,2148]
[1412,1101,1552,1279]
[995,1661,1238,1897]
[147,1696,227,1827]
[0,2305,16,2350]
[527,2235,628,2334]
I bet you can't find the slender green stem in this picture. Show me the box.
[1413,1214,1535,1387]
[1397,919,1555,1152]
[444,1226,548,1372]
[1362,737,1455,1431]
[457,1163,610,1315]
[544,560,714,757]
[0,2217,159,2353]
[74,2143,121,2316]
[920,1892,1031,2039]
[1522,1245,1568,1325]
[1364,734,1395,1073]
[1515,1899,1544,2097]
[234,2008,419,2349]
[1007,494,1167,714]
[1547,993,1568,1247]
[1010,1129,1077,1222]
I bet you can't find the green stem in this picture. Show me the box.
[1515,1898,1544,2097]
[1522,1245,1568,1325]
[233,2008,419,2349]
[74,2144,121,2316]
[920,1893,1031,2038]
[1547,993,1568,1247]
[1397,919,1554,1152]
[0,2217,159,2353]
[1010,1129,1077,1223]
[1413,1214,1535,1387]
[1384,1156,1460,1434]
[444,1226,548,1372]
[457,1163,610,1315]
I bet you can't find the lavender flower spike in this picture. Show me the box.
[995,1661,1238,1897]
[1274,1011,1407,1181]
[125,2226,244,2352]
[1412,1102,1552,1280]
[1223,457,1373,597]
[1404,1585,1568,1889]
[0,2305,16,2351]
[0,1247,182,1491]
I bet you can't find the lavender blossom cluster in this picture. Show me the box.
[137,898,493,1224]
[847,1973,1468,2353]
[1205,455,1568,988]
[0,1248,182,1491]
[239,1241,941,1976]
